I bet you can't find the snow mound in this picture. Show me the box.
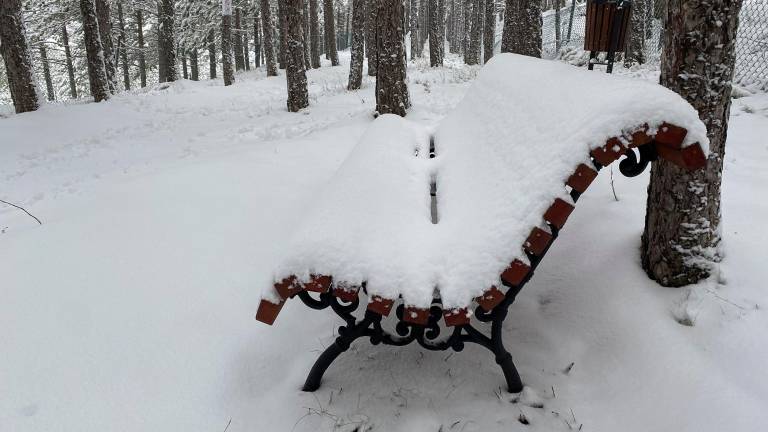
[270,54,709,309]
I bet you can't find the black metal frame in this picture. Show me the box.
[296,143,658,393]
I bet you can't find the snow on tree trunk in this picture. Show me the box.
[137,10,147,87]
[222,0,235,86]
[501,0,518,53]
[259,0,279,76]
[286,0,309,112]
[61,23,78,98]
[641,0,741,287]
[302,0,311,68]
[158,0,177,82]
[483,0,494,63]
[39,44,55,101]
[0,0,39,113]
[79,0,110,102]
[309,0,321,68]
[429,0,443,66]
[501,0,541,57]
[375,0,410,117]
[410,0,421,58]
[625,0,646,67]
[466,0,481,65]
[234,8,245,71]
[323,0,340,66]
[190,49,199,81]
[208,29,217,79]
[348,0,365,89]
[366,0,378,76]
[95,0,117,92]
[117,2,130,90]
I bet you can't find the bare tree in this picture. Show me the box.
[254,10,262,67]
[190,49,199,80]
[208,28,217,79]
[409,0,421,58]
[1,0,40,113]
[234,7,245,71]
[116,2,130,90]
[260,0,278,76]
[38,43,55,101]
[375,0,410,116]
[61,23,78,98]
[302,0,311,68]
[323,0,340,65]
[309,0,321,67]
[483,0,494,63]
[641,0,742,286]
[466,0,481,64]
[158,0,178,82]
[222,0,235,85]
[95,0,117,92]
[137,9,147,87]
[366,0,378,75]
[80,0,110,101]
[286,0,309,111]
[429,0,443,66]
[348,0,365,89]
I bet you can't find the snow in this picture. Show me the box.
[273,53,709,309]
[2,53,768,431]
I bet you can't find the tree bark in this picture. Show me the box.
[323,0,340,66]
[278,0,287,68]
[222,0,235,86]
[410,0,421,58]
[234,8,245,71]
[208,29,217,79]
[285,0,310,111]
[641,0,741,286]
[79,0,110,102]
[366,0,378,75]
[39,44,55,101]
[158,0,177,82]
[625,0,646,66]
[466,0,481,64]
[254,11,262,67]
[260,0,279,76]
[483,0,494,63]
[61,23,78,98]
[375,0,410,116]
[190,49,199,80]
[117,2,130,90]
[348,0,365,89]
[182,52,189,79]
[429,0,443,66]
[244,24,251,70]
[500,0,518,53]
[1,0,39,113]
[137,9,147,87]
[95,0,117,92]
[309,0,321,68]
[302,0,311,68]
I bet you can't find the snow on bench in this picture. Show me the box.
[257,53,708,327]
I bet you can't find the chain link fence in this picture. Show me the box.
[540,0,768,91]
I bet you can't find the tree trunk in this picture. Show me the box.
[429,0,443,66]
[39,44,55,101]
[410,0,420,58]
[259,0,278,76]
[61,23,78,98]
[117,2,130,90]
[500,0,518,53]
[80,0,110,102]
[348,0,365,89]
[466,0,481,64]
[519,0,542,57]
[375,0,410,116]
[309,0,321,68]
[208,29,217,79]
[244,24,251,70]
[254,11,262,67]
[483,0,494,63]
[137,10,147,87]
[0,0,39,113]
[302,0,311,68]
[625,0,646,66]
[222,0,235,86]
[278,0,287,68]
[234,8,245,71]
[286,0,309,111]
[158,0,177,82]
[190,49,199,80]
[366,0,378,75]
[95,0,117,92]
[182,52,189,79]
[323,0,340,66]
[641,0,741,286]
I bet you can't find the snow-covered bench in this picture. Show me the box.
[255,54,709,392]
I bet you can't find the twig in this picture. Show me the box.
[0,199,42,225]
[223,418,232,432]
[609,166,619,201]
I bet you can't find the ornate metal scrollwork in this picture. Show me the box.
[619,143,658,177]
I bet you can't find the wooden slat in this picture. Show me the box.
[304,274,332,293]
[524,227,553,256]
[655,122,688,149]
[404,307,430,325]
[501,259,532,287]
[367,296,395,316]
[443,308,471,327]
[274,275,302,299]
[591,137,627,166]
[567,163,599,193]
[255,299,284,325]
[333,284,360,303]
[476,286,505,311]
[543,198,575,229]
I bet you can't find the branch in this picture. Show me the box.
[0,199,42,225]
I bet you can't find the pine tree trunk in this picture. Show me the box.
[95,0,117,92]
[244,25,251,70]
[190,49,199,80]
[208,29,217,79]
[348,0,365,89]
[375,0,410,116]
[182,52,188,79]
[222,0,235,86]
[61,23,78,98]
[429,0,443,66]
[0,0,39,113]
[466,0,481,64]
[117,2,130,90]
[254,12,262,67]
[234,8,245,71]
[625,0,646,66]
[137,10,147,87]
[80,0,110,102]
[302,0,311,68]
[309,0,321,68]
[286,0,309,111]
[641,0,741,286]
[483,0,494,63]
[500,0,518,53]
[260,0,278,76]
[323,0,340,66]
[410,0,420,58]
[366,0,378,75]
[39,44,56,101]
[519,0,542,57]
[158,0,177,82]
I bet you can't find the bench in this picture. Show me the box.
[255,54,709,393]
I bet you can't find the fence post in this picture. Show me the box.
[566,0,577,42]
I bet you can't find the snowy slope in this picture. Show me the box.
[2,54,767,432]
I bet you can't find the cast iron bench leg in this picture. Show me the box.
[491,318,523,393]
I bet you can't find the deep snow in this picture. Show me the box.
[2,53,767,432]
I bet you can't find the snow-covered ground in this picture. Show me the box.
[2,53,767,432]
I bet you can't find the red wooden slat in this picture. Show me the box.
[274,275,303,299]
[476,286,505,311]
[304,274,332,293]
[567,163,599,193]
[591,137,627,166]
[443,308,471,327]
[501,259,531,287]
[655,123,688,149]
[524,227,553,257]
[255,299,284,325]
[367,296,395,316]
[404,307,430,325]
[544,198,575,229]
[333,285,360,303]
